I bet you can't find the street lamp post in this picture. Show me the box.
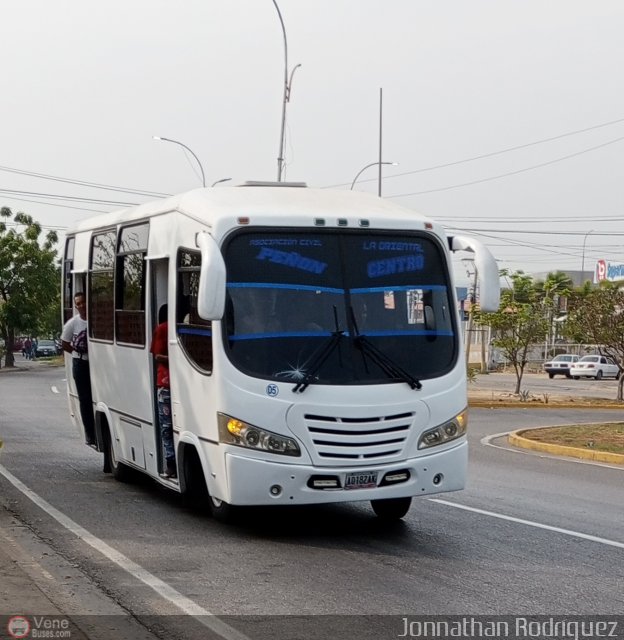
[581,229,594,284]
[271,0,301,183]
[153,136,206,187]
[350,162,398,191]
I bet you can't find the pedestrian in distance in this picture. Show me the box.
[151,304,177,479]
[61,292,96,446]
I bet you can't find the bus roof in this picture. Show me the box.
[65,185,440,236]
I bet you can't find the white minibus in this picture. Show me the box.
[62,183,499,521]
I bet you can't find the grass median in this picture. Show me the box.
[520,423,624,456]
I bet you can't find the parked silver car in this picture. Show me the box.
[543,354,579,378]
[35,339,61,358]
[569,355,621,380]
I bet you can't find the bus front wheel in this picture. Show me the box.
[371,497,412,520]
[181,448,209,513]
[209,496,239,524]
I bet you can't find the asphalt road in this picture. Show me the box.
[1,365,622,640]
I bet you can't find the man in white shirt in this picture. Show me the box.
[61,292,95,446]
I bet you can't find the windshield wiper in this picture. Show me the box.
[293,307,344,393]
[350,308,422,390]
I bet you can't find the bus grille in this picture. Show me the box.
[303,412,414,460]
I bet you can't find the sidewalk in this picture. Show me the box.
[0,506,163,639]
[0,513,71,616]
[0,508,93,639]
[0,355,56,374]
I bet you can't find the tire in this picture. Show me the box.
[596,370,603,380]
[565,373,572,379]
[371,497,412,520]
[181,449,239,522]
[104,427,135,483]
[209,496,239,523]
[616,371,621,381]
[181,448,210,513]
[573,376,580,380]
[548,373,554,379]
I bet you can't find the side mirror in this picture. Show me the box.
[450,235,500,312]
[196,233,226,320]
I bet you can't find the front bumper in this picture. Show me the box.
[221,440,467,506]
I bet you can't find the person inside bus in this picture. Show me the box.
[61,291,96,446]
[151,303,177,479]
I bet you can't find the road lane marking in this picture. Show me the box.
[429,498,624,550]
[51,386,59,394]
[482,430,624,470]
[0,464,252,640]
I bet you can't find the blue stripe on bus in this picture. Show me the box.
[227,282,344,294]
[229,331,343,341]
[177,327,212,336]
[349,285,447,294]
[359,330,454,337]
[228,330,452,341]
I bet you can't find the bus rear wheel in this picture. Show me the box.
[371,497,412,520]
[103,427,135,483]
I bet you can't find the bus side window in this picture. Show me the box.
[176,249,213,372]
[115,224,148,346]
[89,230,116,341]
[63,237,75,323]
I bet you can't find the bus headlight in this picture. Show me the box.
[418,409,467,449]
[217,413,301,457]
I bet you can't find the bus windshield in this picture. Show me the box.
[222,229,457,386]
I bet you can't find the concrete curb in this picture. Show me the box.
[509,430,624,465]
[0,359,62,373]
[469,400,624,409]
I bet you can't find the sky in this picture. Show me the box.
[2,0,624,287]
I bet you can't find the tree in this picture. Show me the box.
[534,271,574,356]
[475,271,549,394]
[565,281,624,401]
[535,271,574,300]
[0,207,59,368]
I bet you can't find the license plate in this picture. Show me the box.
[344,471,378,490]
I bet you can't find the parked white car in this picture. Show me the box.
[569,355,621,380]
[543,354,579,378]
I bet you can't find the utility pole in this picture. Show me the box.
[378,88,383,196]
[480,326,487,373]
[465,265,478,370]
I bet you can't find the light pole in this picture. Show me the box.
[462,259,478,370]
[378,88,383,196]
[350,162,398,191]
[271,0,301,182]
[153,136,206,187]
[211,178,232,187]
[581,229,594,284]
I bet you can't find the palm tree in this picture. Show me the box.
[535,271,574,357]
